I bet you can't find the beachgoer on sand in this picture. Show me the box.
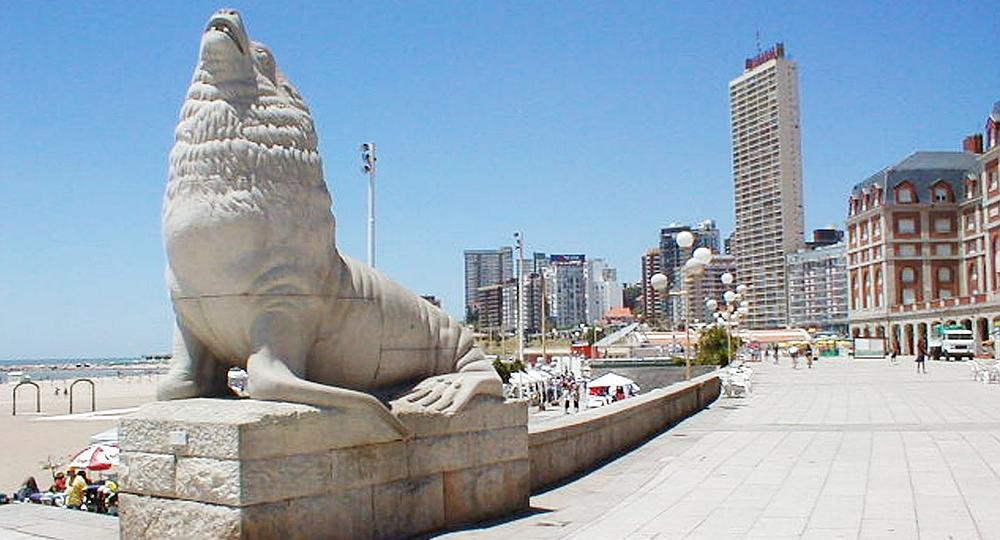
[66,471,87,510]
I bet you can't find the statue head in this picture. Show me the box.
[165,9,334,292]
[200,9,252,75]
[168,7,328,211]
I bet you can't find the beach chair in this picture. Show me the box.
[987,363,1000,384]
[974,360,999,383]
[723,369,750,398]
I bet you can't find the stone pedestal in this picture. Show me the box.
[118,396,528,540]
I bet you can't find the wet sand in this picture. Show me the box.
[0,375,160,491]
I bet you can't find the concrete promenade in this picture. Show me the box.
[444,358,1000,539]
[5,357,1000,539]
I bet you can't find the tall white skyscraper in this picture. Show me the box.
[586,259,623,324]
[729,43,805,329]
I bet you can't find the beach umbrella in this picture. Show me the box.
[68,443,120,471]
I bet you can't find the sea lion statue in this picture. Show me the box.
[158,9,501,436]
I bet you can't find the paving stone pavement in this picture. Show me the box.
[0,502,117,539]
[5,358,999,539]
[438,358,1000,540]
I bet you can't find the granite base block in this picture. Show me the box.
[119,396,529,539]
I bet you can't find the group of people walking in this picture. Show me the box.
[763,344,814,369]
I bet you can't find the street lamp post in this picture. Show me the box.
[650,230,710,381]
[714,273,750,365]
[667,288,691,379]
[360,143,377,268]
[514,232,525,368]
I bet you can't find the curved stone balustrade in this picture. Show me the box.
[528,372,721,491]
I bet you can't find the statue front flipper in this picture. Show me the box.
[398,347,503,415]
[158,320,231,400]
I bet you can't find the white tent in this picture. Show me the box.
[588,372,637,389]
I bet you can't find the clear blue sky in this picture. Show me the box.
[1,1,996,359]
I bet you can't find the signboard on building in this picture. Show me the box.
[549,254,585,264]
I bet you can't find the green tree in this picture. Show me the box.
[622,283,641,312]
[696,326,742,366]
[492,357,511,383]
[583,327,606,344]
[464,307,479,327]
[492,357,526,384]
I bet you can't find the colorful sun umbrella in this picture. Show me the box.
[68,443,120,471]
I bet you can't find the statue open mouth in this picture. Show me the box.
[204,16,245,55]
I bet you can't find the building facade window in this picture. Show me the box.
[895,182,917,203]
[938,267,952,282]
[931,183,954,203]
[874,269,883,307]
[850,272,859,309]
[936,244,952,256]
[901,267,916,283]
[860,270,868,308]
[902,288,916,304]
[995,237,1000,291]
[934,218,952,233]
[898,244,917,257]
[898,218,916,234]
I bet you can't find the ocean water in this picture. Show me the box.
[0,357,168,382]
[0,357,153,367]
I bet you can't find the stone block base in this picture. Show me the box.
[118,396,528,539]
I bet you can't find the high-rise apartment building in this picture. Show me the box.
[682,254,737,325]
[547,254,588,328]
[787,241,848,334]
[657,220,721,325]
[473,283,504,332]
[640,248,664,322]
[520,252,549,333]
[729,43,805,329]
[586,259,623,324]
[474,279,517,334]
[463,247,514,321]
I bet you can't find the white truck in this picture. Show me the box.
[928,324,975,360]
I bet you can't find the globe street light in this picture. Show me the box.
[684,257,704,273]
[676,230,695,249]
[715,272,748,365]
[650,272,668,293]
[693,246,712,265]
[652,266,696,380]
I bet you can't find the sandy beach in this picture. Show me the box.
[0,375,161,492]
